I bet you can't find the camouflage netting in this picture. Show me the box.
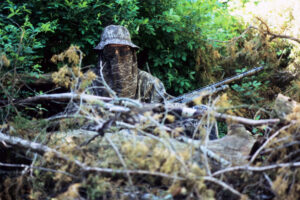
[94,45,138,99]
[91,45,167,103]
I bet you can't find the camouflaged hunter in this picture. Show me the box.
[90,25,218,139]
[92,25,167,103]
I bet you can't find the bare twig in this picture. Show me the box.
[84,166,185,180]
[105,136,134,186]
[199,146,231,167]
[0,162,77,178]
[263,173,273,188]
[202,96,220,176]
[98,60,117,98]
[46,113,100,123]
[165,104,280,126]
[254,17,300,44]
[0,131,85,168]
[13,92,141,113]
[249,123,294,164]
[210,22,300,45]
[250,25,300,44]
[17,93,111,105]
[213,112,280,126]
[212,162,300,177]
[80,117,116,146]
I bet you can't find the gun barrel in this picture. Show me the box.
[169,66,264,103]
[170,85,229,103]
[208,66,264,88]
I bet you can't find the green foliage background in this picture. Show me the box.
[0,0,242,95]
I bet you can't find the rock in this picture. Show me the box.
[206,124,256,165]
[273,93,298,119]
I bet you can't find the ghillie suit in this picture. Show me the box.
[91,45,167,103]
[136,70,168,103]
[89,25,217,139]
[92,45,138,99]
[91,25,167,103]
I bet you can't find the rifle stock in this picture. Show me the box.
[169,66,264,103]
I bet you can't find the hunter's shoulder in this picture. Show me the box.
[138,69,152,77]
[138,70,162,84]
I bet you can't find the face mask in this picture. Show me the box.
[101,45,138,98]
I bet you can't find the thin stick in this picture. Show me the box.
[105,136,134,186]
[98,60,117,98]
[17,93,111,105]
[253,17,300,44]
[212,162,300,177]
[213,112,280,126]
[0,162,77,178]
[0,131,85,168]
[165,104,280,126]
[249,123,294,164]
[84,166,185,180]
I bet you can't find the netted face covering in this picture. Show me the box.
[101,45,138,98]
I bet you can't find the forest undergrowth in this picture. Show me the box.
[0,0,300,199]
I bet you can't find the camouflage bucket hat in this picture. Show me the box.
[94,25,139,50]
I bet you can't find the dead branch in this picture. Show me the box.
[249,17,300,44]
[213,111,280,126]
[250,25,300,44]
[8,92,142,110]
[105,135,134,186]
[0,131,187,181]
[17,93,111,105]
[84,166,185,180]
[0,130,179,176]
[80,118,116,146]
[0,162,77,178]
[166,104,280,126]
[212,161,300,177]
[3,92,281,128]
[210,22,300,45]
[85,165,242,197]
[98,60,117,97]
[0,131,85,168]
[11,92,281,126]
[249,123,295,164]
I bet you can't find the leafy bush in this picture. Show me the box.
[136,0,243,94]
[0,4,57,121]
[0,0,243,96]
